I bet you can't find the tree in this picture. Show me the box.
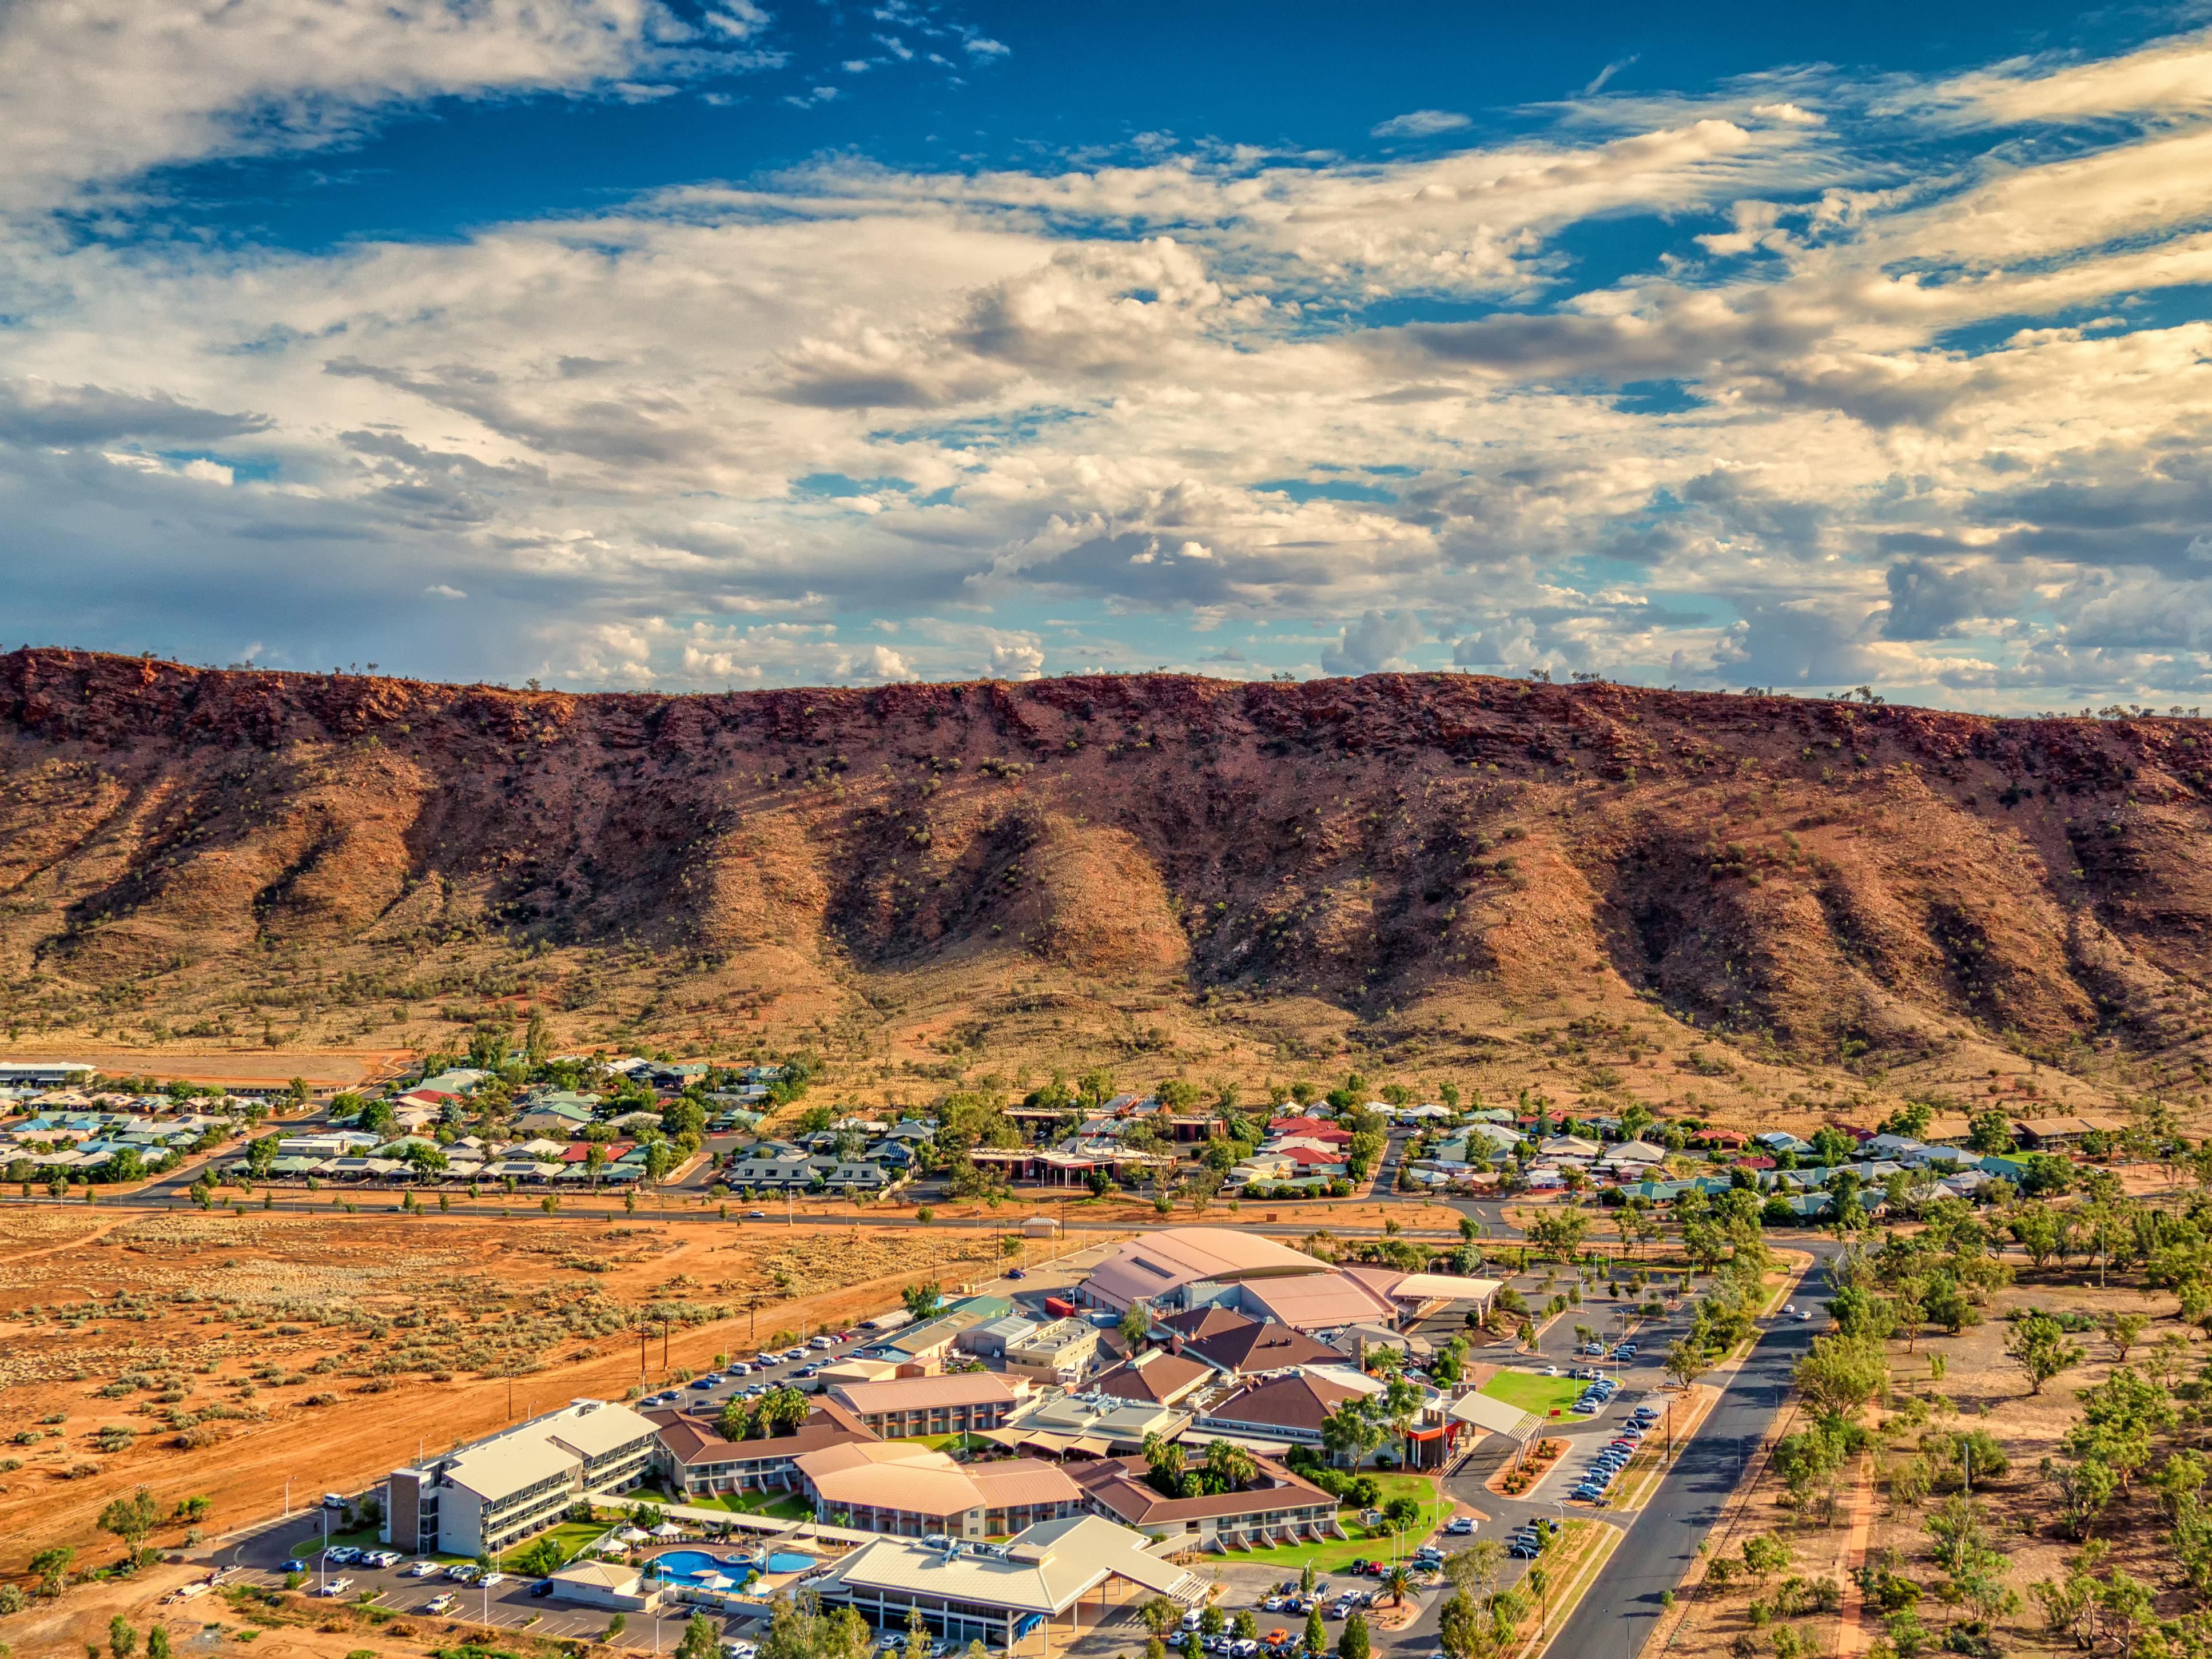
[757,1591,870,1659]
[1664,1339,1709,1393]
[1741,1535,1791,1588]
[1525,1210,1591,1260]
[1338,1612,1370,1659]
[1204,1437,1258,1492]
[677,1616,721,1659]
[2007,1313,2088,1396]
[98,1488,160,1554]
[902,1282,944,1322]
[1383,1565,1411,1607]
[1303,1610,1328,1656]
[109,1620,137,1659]
[1139,1597,1181,1640]
[145,1630,171,1659]
[2106,1311,2149,1364]
[29,1546,73,1596]
[905,1602,932,1659]
[1793,1333,1888,1420]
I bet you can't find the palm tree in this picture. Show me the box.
[1204,1438,1258,1491]
[1383,1566,1410,1608]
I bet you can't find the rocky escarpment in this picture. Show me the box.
[2,649,2210,1082]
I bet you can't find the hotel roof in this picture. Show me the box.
[1084,1228,1328,1310]
[814,1514,1196,1616]
[827,1372,1023,1415]
[1070,1453,1335,1525]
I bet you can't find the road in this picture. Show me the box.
[1541,1255,1832,1659]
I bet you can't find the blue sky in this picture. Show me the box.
[5,0,2212,706]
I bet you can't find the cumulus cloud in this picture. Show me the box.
[7,17,2212,703]
[1323,610,1427,676]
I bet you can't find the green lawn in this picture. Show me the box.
[670,1491,810,1519]
[1223,1474,1450,1575]
[498,1520,608,1572]
[892,1433,996,1454]
[1480,1369,1589,1419]
[632,1482,812,1519]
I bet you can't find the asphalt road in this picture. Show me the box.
[1540,1256,1835,1659]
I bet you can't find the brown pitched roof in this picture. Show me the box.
[1183,1317,1342,1375]
[1091,1353,1211,1406]
[1202,1372,1364,1435]
[1071,1454,1336,1524]
[1159,1306,1252,1342]
[646,1401,874,1467]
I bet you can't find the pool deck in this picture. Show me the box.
[590,1491,878,1547]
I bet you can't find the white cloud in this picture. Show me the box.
[1584,56,1638,97]
[1322,610,1427,675]
[7,22,2212,703]
[1370,109,1471,138]
[0,0,765,212]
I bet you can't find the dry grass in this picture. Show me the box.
[0,1211,1049,1576]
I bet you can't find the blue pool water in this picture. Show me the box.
[650,1551,723,1581]
[650,1548,811,1581]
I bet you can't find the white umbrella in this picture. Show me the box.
[619,1527,651,1542]
[698,1573,736,1590]
[652,1523,685,1538]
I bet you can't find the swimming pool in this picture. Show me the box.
[650,1548,812,1581]
[650,1551,726,1581]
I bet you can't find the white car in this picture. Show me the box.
[365,1550,402,1568]
[723,1644,761,1659]
[727,1362,752,1376]
[425,1593,456,1614]
[1795,1307,1815,1322]
[316,1578,353,1597]
[407,1561,441,1578]
[479,1572,507,1588]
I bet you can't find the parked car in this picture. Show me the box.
[531,1580,557,1598]
[690,1375,721,1390]
[810,1335,836,1350]
[283,1559,308,1575]
[425,1593,456,1613]
[727,1362,752,1376]
[480,1572,507,1588]
[316,1579,354,1597]
[325,1547,360,1565]
[405,1561,441,1578]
